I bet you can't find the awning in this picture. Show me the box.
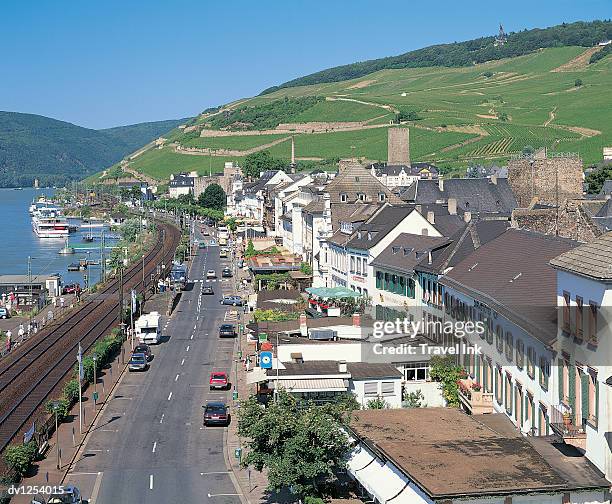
[305,286,361,299]
[274,378,347,392]
[353,456,386,496]
[246,367,268,384]
[374,463,411,503]
[346,445,375,473]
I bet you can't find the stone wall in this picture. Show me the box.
[511,200,601,242]
[508,155,583,207]
[388,127,410,165]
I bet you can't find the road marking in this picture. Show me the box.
[175,374,180,382]
[89,471,104,503]
[167,392,173,401]
[149,474,154,490]
[194,324,197,330]
[190,334,194,340]
[152,441,157,453]
[186,345,190,352]
[160,414,164,424]
[181,358,185,365]
[200,471,230,475]
[208,493,241,497]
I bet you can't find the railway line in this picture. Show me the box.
[0,219,181,453]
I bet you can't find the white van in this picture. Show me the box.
[135,312,162,344]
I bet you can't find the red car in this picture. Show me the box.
[209,372,229,390]
[62,283,81,295]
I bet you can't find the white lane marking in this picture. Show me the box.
[186,345,190,352]
[200,471,230,475]
[149,474,154,490]
[181,358,185,366]
[175,374,180,382]
[160,414,164,424]
[207,493,241,497]
[152,441,157,453]
[89,471,104,503]
[194,324,197,330]
[167,392,173,401]
[190,334,194,340]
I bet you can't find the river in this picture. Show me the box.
[0,187,117,289]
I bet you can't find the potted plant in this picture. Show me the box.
[472,382,482,392]
[562,411,572,429]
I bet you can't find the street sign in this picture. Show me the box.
[260,351,273,369]
[258,332,268,343]
[92,392,99,402]
[234,448,242,460]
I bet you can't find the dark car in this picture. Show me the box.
[220,295,244,306]
[202,286,214,295]
[128,352,148,371]
[33,485,83,503]
[203,401,230,426]
[0,307,9,319]
[221,267,233,278]
[198,241,206,249]
[219,324,236,338]
[134,343,152,361]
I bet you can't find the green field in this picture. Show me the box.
[117,46,611,180]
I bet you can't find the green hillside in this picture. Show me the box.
[0,112,187,187]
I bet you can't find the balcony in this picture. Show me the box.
[458,378,494,415]
[550,404,587,451]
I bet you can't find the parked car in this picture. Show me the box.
[0,307,10,319]
[206,270,216,279]
[62,283,80,295]
[198,241,206,249]
[202,286,214,295]
[128,352,148,371]
[203,230,210,236]
[202,401,230,426]
[220,295,243,306]
[219,324,236,338]
[134,343,152,361]
[221,267,232,278]
[31,485,83,503]
[209,372,229,390]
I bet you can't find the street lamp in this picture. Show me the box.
[142,253,146,306]
[50,400,61,469]
[92,353,98,408]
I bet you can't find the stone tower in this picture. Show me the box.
[388,128,410,165]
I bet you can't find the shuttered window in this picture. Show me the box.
[381,382,395,396]
[364,382,378,396]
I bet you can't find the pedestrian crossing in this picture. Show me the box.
[192,279,232,283]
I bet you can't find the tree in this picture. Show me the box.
[3,441,38,476]
[403,389,426,408]
[366,396,388,409]
[245,239,256,258]
[198,183,226,210]
[585,161,612,194]
[575,78,583,87]
[242,150,286,179]
[238,391,352,501]
[429,355,465,407]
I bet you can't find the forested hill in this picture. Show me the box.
[0,112,187,188]
[261,20,612,93]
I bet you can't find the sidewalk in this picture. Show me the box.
[5,336,132,504]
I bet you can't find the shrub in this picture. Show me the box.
[574,78,583,87]
[3,441,38,476]
[62,379,80,403]
[366,396,388,409]
[45,397,70,421]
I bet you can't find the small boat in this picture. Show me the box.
[83,235,94,243]
[58,240,75,255]
[67,263,81,272]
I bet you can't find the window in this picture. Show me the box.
[505,373,513,415]
[560,358,569,403]
[539,356,550,391]
[527,347,536,379]
[516,339,524,369]
[350,256,355,273]
[587,371,598,426]
[356,257,361,275]
[505,331,513,361]
[381,382,395,396]
[588,301,598,345]
[495,366,503,405]
[378,193,386,202]
[486,318,493,345]
[563,291,570,332]
[357,193,366,202]
[575,296,583,339]
[403,362,428,381]
[364,382,378,396]
[376,271,382,289]
[340,193,348,203]
[495,325,504,353]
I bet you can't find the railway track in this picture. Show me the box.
[0,220,181,453]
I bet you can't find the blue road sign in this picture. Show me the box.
[260,351,273,369]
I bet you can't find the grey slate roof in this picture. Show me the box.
[346,205,413,250]
[325,164,403,205]
[440,229,579,345]
[409,178,517,215]
[371,234,451,273]
[600,180,612,195]
[550,231,612,280]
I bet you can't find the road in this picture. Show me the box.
[66,228,243,504]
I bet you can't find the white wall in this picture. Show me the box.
[404,381,445,407]
[351,379,403,408]
[277,342,363,363]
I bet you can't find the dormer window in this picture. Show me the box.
[358,193,366,202]
[340,193,348,203]
[378,193,386,202]
[392,246,400,254]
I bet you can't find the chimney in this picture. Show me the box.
[438,178,444,192]
[491,174,498,185]
[299,313,307,337]
[448,198,457,215]
[464,211,472,223]
[427,211,435,224]
[352,313,361,327]
[338,360,348,373]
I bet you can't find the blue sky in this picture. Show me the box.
[1,0,608,129]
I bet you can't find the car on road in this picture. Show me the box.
[206,270,216,279]
[31,485,83,503]
[202,286,214,295]
[209,372,229,390]
[128,352,148,371]
[62,283,80,295]
[203,230,210,236]
[220,295,244,306]
[219,323,236,338]
[202,401,230,426]
[219,248,228,258]
[198,241,206,249]
[221,267,232,278]
[134,343,152,361]
[209,239,217,246]
[0,307,10,319]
